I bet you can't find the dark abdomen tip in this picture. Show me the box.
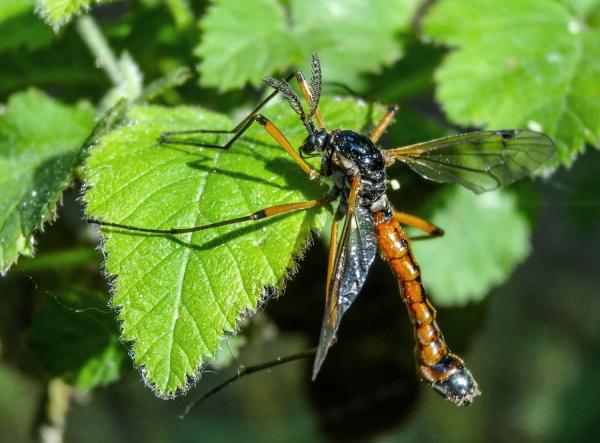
[431,366,480,406]
[420,354,480,406]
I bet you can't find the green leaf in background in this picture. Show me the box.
[411,187,530,306]
[196,0,295,90]
[34,0,113,31]
[196,0,420,90]
[84,97,385,397]
[423,0,600,168]
[0,0,31,22]
[26,290,126,390]
[0,89,95,273]
[137,66,192,103]
[0,0,54,52]
[0,30,104,101]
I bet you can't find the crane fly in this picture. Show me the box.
[89,53,555,406]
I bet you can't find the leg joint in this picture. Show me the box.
[253,114,268,126]
[293,70,306,81]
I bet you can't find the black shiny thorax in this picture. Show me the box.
[322,130,387,211]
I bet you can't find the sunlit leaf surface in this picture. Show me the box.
[84,97,385,396]
[196,0,420,90]
[424,0,600,167]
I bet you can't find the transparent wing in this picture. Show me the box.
[384,129,555,194]
[312,203,377,379]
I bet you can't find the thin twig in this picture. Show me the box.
[33,379,71,443]
[76,16,121,85]
[165,0,195,29]
[180,347,317,419]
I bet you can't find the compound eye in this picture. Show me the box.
[301,139,315,154]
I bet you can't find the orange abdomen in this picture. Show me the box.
[373,211,479,405]
[373,212,447,366]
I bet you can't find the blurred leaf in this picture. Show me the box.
[84,97,385,397]
[0,0,31,21]
[386,108,449,147]
[14,247,101,272]
[138,66,192,103]
[104,4,197,77]
[164,0,194,29]
[0,1,54,52]
[364,37,446,102]
[0,89,95,273]
[412,187,530,306]
[34,0,114,31]
[0,27,106,101]
[26,290,126,389]
[196,0,420,90]
[195,0,299,90]
[423,0,600,168]
[208,335,247,370]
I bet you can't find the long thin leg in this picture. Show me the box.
[325,208,344,307]
[326,174,361,318]
[162,113,318,179]
[393,211,444,240]
[159,69,325,147]
[312,174,361,379]
[181,346,317,418]
[88,197,332,235]
[370,104,399,143]
[321,81,398,143]
[161,72,296,144]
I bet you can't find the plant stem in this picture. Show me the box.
[76,16,121,85]
[33,379,71,443]
[165,0,195,29]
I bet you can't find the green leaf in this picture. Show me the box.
[0,89,95,273]
[364,37,446,103]
[0,0,30,22]
[196,0,420,91]
[0,0,54,52]
[423,0,600,168]
[0,13,54,53]
[26,290,126,389]
[209,334,247,370]
[137,67,192,103]
[84,97,384,396]
[411,187,531,306]
[14,247,101,272]
[34,0,113,31]
[0,29,105,99]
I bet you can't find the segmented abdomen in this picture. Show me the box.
[373,211,479,406]
[373,213,447,365]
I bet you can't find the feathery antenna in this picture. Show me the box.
[308,52,322,118]
[262,76,305,121]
